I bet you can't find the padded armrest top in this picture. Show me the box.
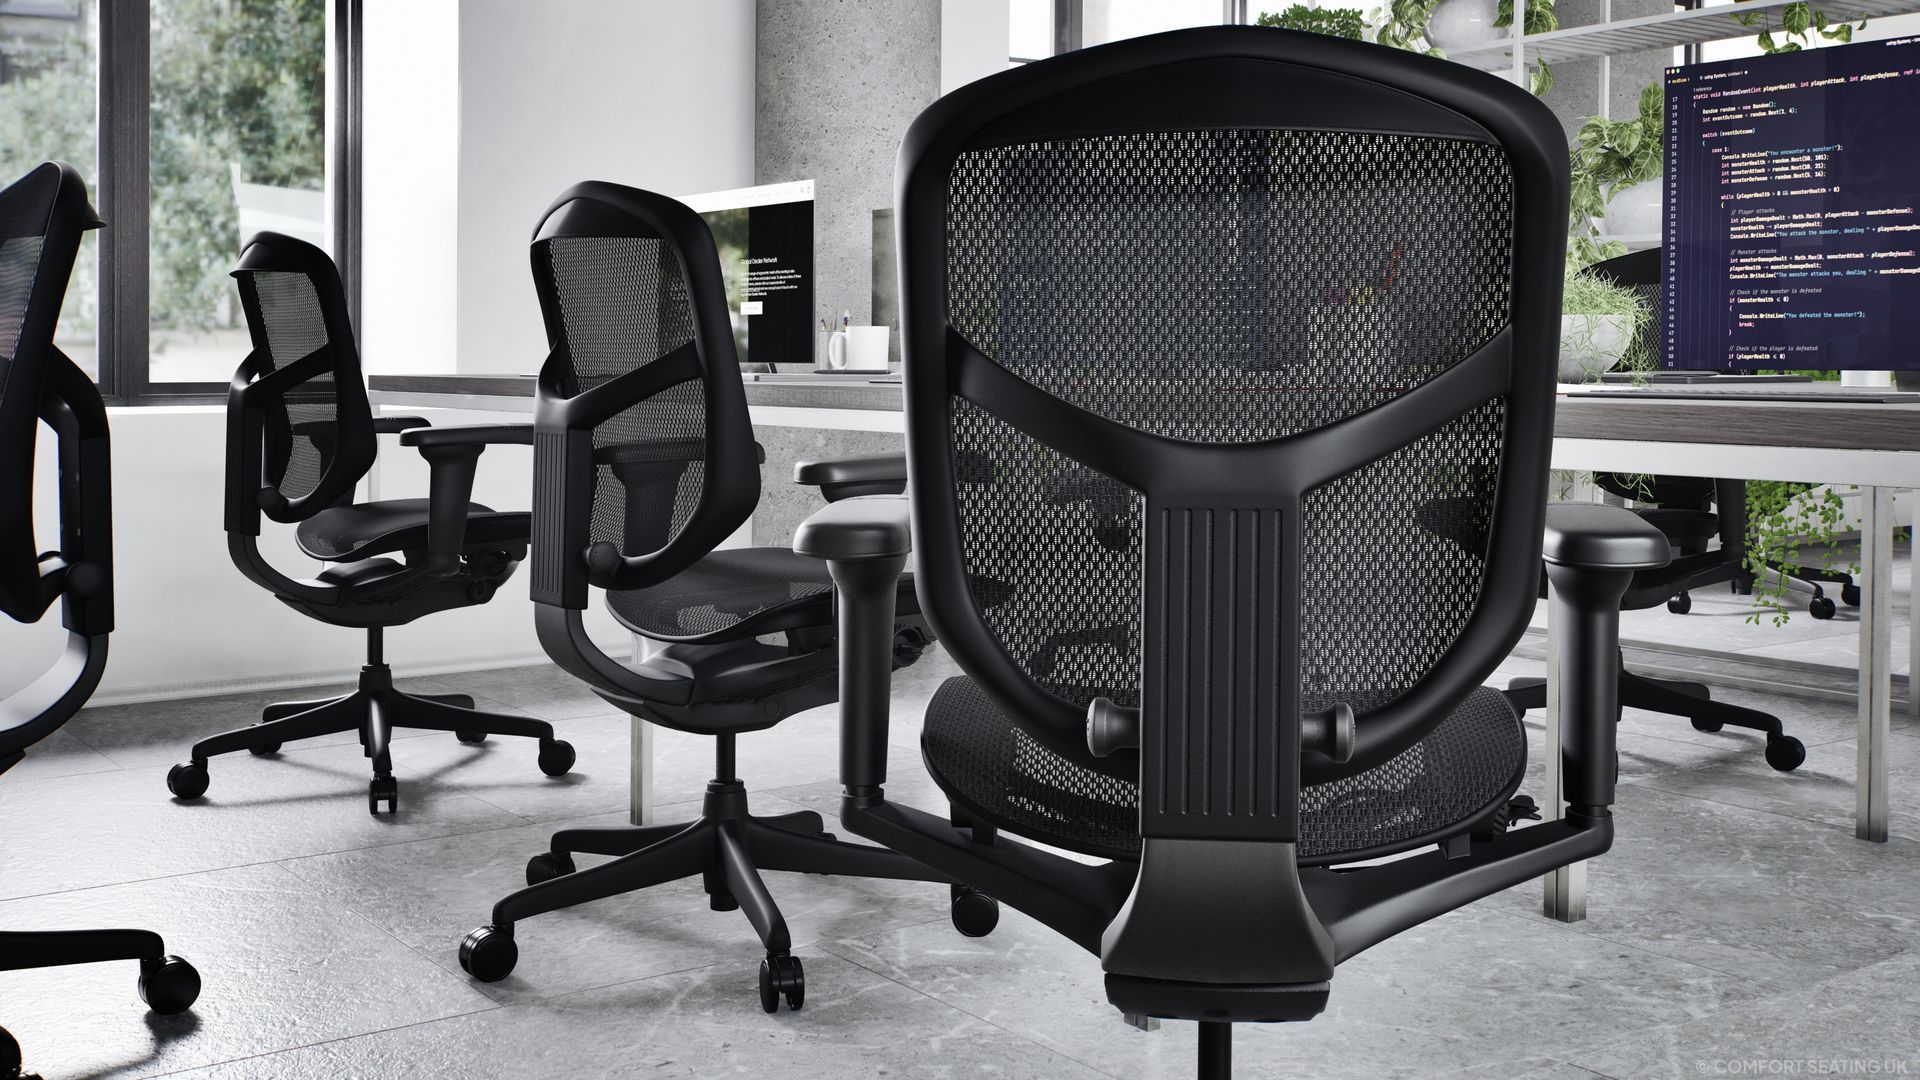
[373,416,429,434]
[1543,503,1672,571]
[793,495,911,561]
[398,423,534,448]
[793,452,907,487]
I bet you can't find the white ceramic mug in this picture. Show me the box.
[827,325,891,371]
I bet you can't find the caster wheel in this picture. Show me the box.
[1809,596,1837,620]
[525,850,577,885]
[2,1024,23,1080]
[1766,735,1807,772]
[759,955,804,1012]
[369,775,398,814]
[537,739,576,777]
[247,741,281,756]
[951,887,1000,938]
[137,955,201,1014]
[1690,717,1725,733]
[1843,582,1862,607]
[1667,593,1692,615]
[166,762,209,800]
[459,926,518,982]
[456,731,487,745]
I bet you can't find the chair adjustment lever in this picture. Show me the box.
[1086,697,1139,757]
[1301,703,1356,763]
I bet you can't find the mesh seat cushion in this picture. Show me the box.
[295,499,530,562]
[921,676,1526,866]
[604,546,917,640]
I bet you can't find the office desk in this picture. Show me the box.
[368,376,1917,909]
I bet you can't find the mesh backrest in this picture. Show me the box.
[946,129,1513,722]
[238,268,339,501]
[0,166,58,404]
[542,234,716,634]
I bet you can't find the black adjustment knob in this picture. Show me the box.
[1086,697,1141,757]
[584,541,623,577]
[64,560,107,598]
[1301,702,1355,763]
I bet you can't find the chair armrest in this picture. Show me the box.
[372,415,430,434]
[793,496,911,561]
[1542,503,1671,571]
[399,423,535,448]
[404,426,533,567]
[1540,503,1671,814]
[793,452,908,502]
[794,496,911,792]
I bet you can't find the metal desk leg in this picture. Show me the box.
[630,632,658,827]
[1858,486,1893,843]
[1542,599,1586,922]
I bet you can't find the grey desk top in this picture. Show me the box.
[367,374,1920,454]
[367,374,905,413]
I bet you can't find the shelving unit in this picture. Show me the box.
[1446,0,1920,73]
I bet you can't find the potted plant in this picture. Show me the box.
[1571,81,1664,241]
[1558,268,1649,383]
[1257,4,1367,38]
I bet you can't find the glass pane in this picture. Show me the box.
[0,2,99,379]
[1085,0,1224,46]
[150,0,327,383]
[1011,0,1052,62]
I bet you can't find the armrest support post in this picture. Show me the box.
[1543,560,1635,813]
[416,443,483,570]
[825,554,908,795]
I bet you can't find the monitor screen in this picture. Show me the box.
[681,180,814,371]
[1663,38,1920,371]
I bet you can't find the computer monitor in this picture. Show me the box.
[1663,37,1920,371]
[681,180,814,371]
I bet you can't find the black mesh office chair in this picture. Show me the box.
[1505,248,1807,772]
[162,232,575,813]
[793,28,1672,1079]
[456,182,972,1010]
[0,162,199,1080]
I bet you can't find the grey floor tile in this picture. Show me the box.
[0,725,122,785]
[165,951,1107,1080]
[1482,784,1920,986]
[823,901,1768,1080]
[275,797,951,1007]
[393,710,633,822]
[1570,950,1920,1079]
[0,742,524,901]
[0,862,497,1080]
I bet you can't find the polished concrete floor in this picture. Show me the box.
[4,626,1920,1077]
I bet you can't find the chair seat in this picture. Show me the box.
[921,677,1527,866]
[296,499,531,562]
[606,546,916,641]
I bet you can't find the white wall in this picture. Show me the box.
[455,0,758,375]
[943,0,1011,94]
[360,0,461,376]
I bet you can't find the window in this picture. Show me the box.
[0,0,353,403]
[1011,1,1247,65]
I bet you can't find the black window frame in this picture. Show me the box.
[95,0,360,407]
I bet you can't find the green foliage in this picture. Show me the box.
[1566,82,1662,271]
[1733,1,1864,53]
[1743,481,1856,625]
[1258,5,1368,39]
[1374,0,1443,54]
[1562,268,1643,316]
[1494,0,1556,94]
[0,0,323,341]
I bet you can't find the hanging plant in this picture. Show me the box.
[1374,0,1444,54]
[1734,0,1865,52]
[1257,5,1368,38]
[1743,481,1857,625]
[1566,81,1663,270]
[1495,0,1556,95]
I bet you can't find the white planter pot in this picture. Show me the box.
[1424,0,1503,51]
[1558,314,1631,383]
[1598,177,1662,237]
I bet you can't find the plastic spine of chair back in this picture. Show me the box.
[896,28,1569,988]
[527,183,759,629]
[225,231,374,534]
[0,162,101,627]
